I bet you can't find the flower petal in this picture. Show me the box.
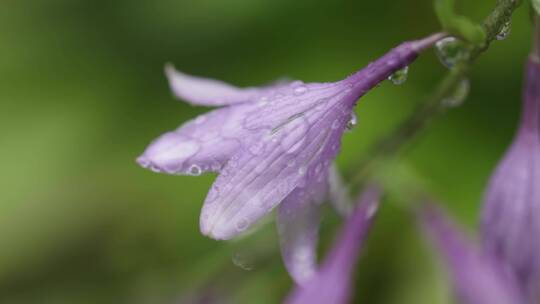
[165,64,291,106]
[481,59,540,297]
[277,171,328,284]
[285,186,381,304]
[137,103,262,175]
[241,81,348,131]
[421,205,524,304]
[327,164,353,217]
[200,88,354,240]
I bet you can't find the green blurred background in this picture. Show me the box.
[0,1,532,303]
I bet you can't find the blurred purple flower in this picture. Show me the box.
[137,34,443,283]
[481,58,540,299]
[420,204,525,304]
[284,186,381,304]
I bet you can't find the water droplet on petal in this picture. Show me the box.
[435,37,471,69]
[137,157,151,168]
[331,120,341,130]
[188,164,202,176]
[442,79,470,107]
[366,203,379,219]
[248,142,265,155]
[290,80,304,87]
[294,86,308,96]
[280,116,308,153]
[257,97,269,107]
[315,98,329,111]
[386,56,398,67]
[149,164,161,173]
[228,158,238,168]
[388,66,409,85]
[298,167,307,176]
[346,112,358,132]
[232,252,254,271]
[235,218,249,232]
[496,20,511,41]
[294,246,311,262]
[277,181,290,195]
[211,161,222,171]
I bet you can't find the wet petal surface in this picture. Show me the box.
[166,64,292,106]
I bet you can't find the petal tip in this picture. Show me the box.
[200,215,234,241]
[164,62,176,76]
[136,155,150,168]
[136,155,164,173]
[200,225,232,241]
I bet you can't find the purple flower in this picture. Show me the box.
[137,34,443,283]
[420,204,524,304]
[480,58,540,299]
[284,187,381,304]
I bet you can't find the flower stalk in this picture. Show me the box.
[348,0,522,186]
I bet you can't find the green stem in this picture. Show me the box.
[481,0,522,47]
[348,0,522,187]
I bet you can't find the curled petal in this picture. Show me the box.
[328,164,353,217]
[285,186,381,304]
[200,90,353,240]
[137,103,261,175]
[277,170,328,284]
[422,205,524,304]
[165,64,291,106]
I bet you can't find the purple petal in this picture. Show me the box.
[421,205,524,304]
[285,186,381,304]
[481,59,540,297]
[277,170,328,284]
[200,88,354,240]
[165,64,291,106]
[197,34,446,240]
[241,81,348,131]
[327,164,353,217]
[137,103,262,175]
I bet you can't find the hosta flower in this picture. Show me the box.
[480,58,540,299]
[420,205,524,304]
[137,33,443,283]
[284,187,380,304]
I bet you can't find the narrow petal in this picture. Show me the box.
[137,103,262,175]
[285,186,381,304]
[421,205,524,304]
[165,64,291,106]
[277,171,328,284]
[327,164,353,217]
[200,88,354,240]
[165,34,443,109]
